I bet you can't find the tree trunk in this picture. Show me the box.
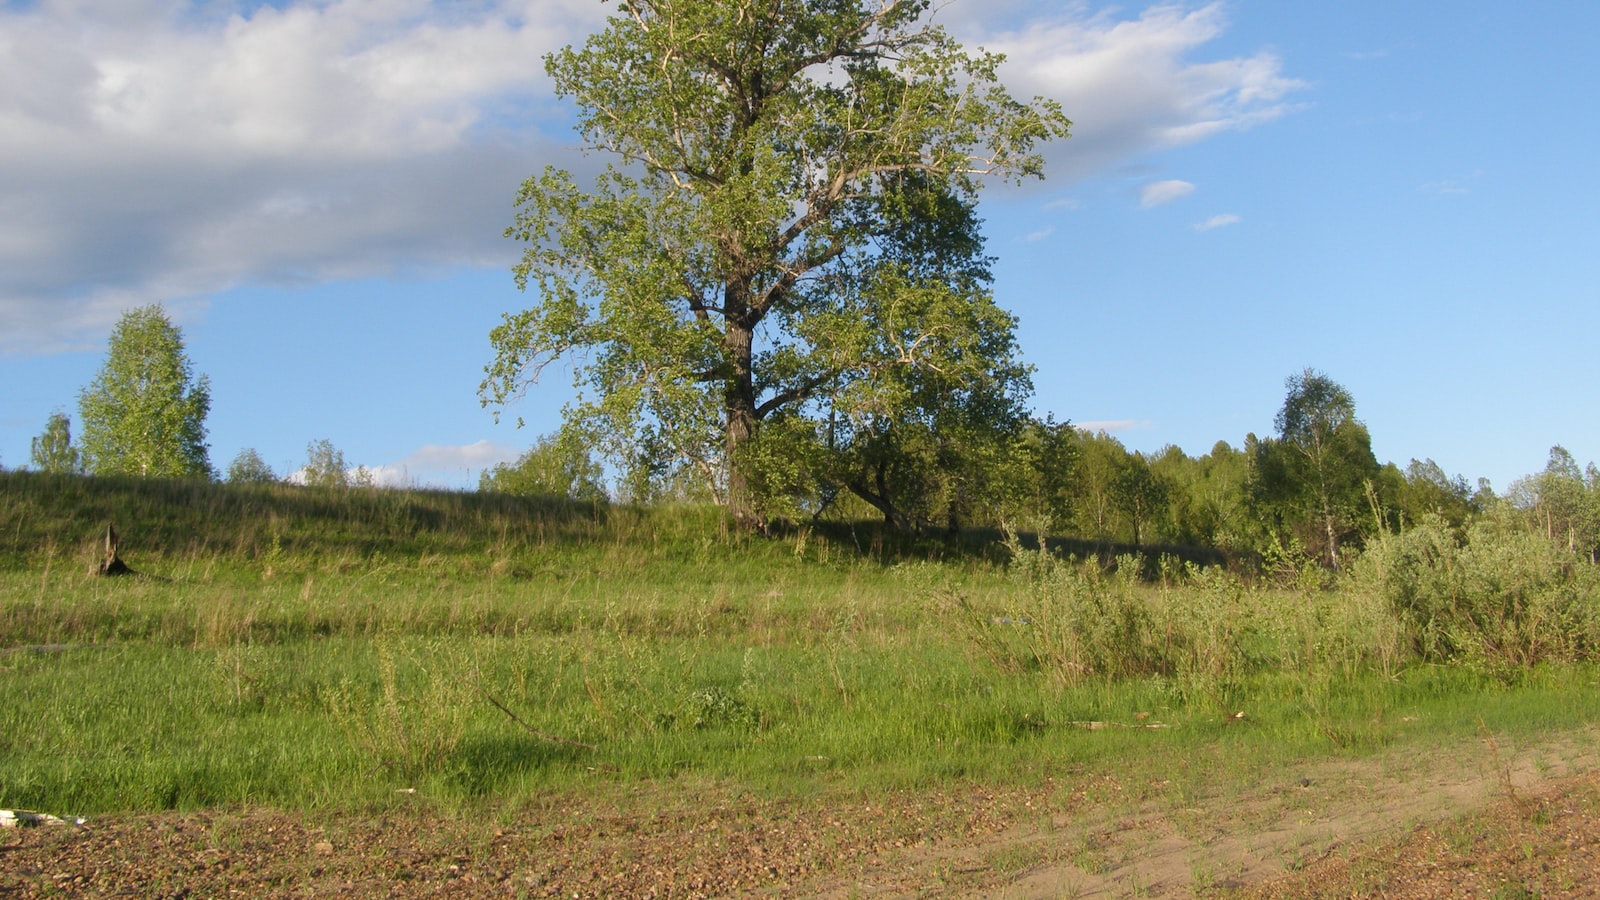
[723,314,762,529]
[846,480,908,531]
[1322,496,1340,571]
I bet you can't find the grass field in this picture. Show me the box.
[3,471,1599,895]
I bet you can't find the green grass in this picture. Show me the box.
[1,470,1598,819]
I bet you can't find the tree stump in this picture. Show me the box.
[97,524,135,577]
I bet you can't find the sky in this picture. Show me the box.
[2,0,1597,492]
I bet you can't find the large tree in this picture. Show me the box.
[482,0,1069,527]
[1252,369,1379,569]
[78,305,212,478]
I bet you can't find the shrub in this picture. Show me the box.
[225,448,277,484]
[1355,513,1600,677]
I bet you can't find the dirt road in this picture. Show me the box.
[5,729,1598,898]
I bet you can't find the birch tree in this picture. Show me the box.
[78,305,211,478]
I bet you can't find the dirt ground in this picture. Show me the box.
[5,730,1599,898]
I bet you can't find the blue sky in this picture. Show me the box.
[2,0,1596,492]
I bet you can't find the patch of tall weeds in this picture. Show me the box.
[945,529,1421,711]
[944,531,1164,684]
[323,637,476,781]
[1353,513,1600,679]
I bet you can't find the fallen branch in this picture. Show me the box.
[475,685,599,752]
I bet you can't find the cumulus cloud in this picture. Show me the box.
[382,440,522,488]
[0,0,602,355]
[401,439,521,471]
[1,1,1303,356]
[1194,213,1242,231]
[1141,179,1196,207]
[972,3,1308,182]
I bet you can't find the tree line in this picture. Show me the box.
[20,304,375,490]
[17,300,1597,572]
[19,2,1598,572]
[480,367,1600,567]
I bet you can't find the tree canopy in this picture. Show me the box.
[480,431,609,504]
[1250,369,1379,568]
[30,412,83,475]
[226,448,278,484]
[78,305,212,478]
[482,0,1069,527]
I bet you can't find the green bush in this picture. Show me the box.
[1355,513,1600,677]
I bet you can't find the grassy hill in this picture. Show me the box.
[1,469,1596,832]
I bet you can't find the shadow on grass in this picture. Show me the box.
[445,734,594,798]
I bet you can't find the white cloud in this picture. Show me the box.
[1194,213,1242,231]
[400,439,521,471]
[1141,179,1196,208]
[973,3,1308,181]
[378,440,521,488]
[1024,226,1056,242]
[0,1,1303,355]
[0,0,602,355]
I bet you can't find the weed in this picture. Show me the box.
[324,637,476,782]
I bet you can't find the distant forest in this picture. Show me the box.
[481,368,1599,570]
[21,305,1597,573]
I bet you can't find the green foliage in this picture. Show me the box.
[1506,446,1600,561]
[1150,441,1261,554]
[1251,369,1381,569]
[479,429,607,503]
[1110,452,1170,548]
[225,447,277,484]
[820,263,1036,531]
[956,534,1170,684]
[1354,512,1600,678]
[77,304,212,478]
[1395,457,1479,532]
[1071,430,1128,542]
[301,438,350,489]
[29,411,82,474]
[949,528,1419,706]
[483,0,1069,526]
[996,415,1080,533]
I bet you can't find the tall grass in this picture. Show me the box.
[1,472,1597,818]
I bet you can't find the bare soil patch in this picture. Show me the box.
[4,729,1598,898]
